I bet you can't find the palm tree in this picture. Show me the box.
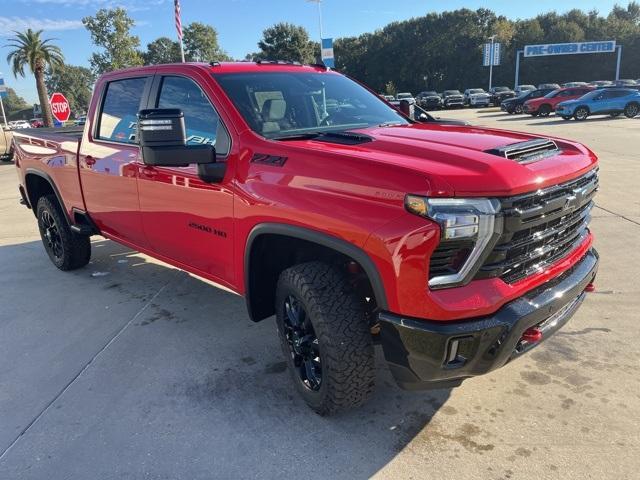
[5,29,64,128]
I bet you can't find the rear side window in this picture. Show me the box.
[97,77,148,144]
[155,76,230,155]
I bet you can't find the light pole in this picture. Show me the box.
[488,35,496,90]
[307,0,324,46]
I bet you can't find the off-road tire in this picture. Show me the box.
[37,195,91,271]
[275,261,375,415]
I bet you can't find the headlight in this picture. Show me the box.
[405,196,501,289]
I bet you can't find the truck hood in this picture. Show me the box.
[324,124,597,196]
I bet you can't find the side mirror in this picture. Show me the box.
[138,109,215,168]
[399,99,414,118]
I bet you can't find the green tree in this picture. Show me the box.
[257,23,316,63]
[82,7,143,74]
[183,22,230,62]
[143,37,181,65]
[4,29,64,127]
[45,64,95,116]
[2,87,29,116]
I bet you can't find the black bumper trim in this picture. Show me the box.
[378,248,599,390]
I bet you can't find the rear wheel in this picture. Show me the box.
[624,102,639,118]
[37,195,91,271]
[574,107,589,121]
[275,261,375,415]
[538,104,552,117]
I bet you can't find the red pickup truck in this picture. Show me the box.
[13,62,599,415]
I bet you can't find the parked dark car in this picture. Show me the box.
[442,89,464,108]
[489,86,516,106]
[415,91,442,110]
[500,88,555,114]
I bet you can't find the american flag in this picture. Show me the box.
[174,0,183,41]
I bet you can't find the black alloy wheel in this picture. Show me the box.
[36,195,91,270]
[40,209,64,262]
[282,294,322,391]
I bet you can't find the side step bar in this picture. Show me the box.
[71,208,101,236]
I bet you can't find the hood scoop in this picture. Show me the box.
[485,138,560,165]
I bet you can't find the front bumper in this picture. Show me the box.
[378,248,598,390]
[469,98,490,106]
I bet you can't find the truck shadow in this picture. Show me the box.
[0,237,454,478]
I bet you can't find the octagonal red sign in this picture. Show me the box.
[49,92,71,123]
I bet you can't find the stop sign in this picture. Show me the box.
[49,92,71,123]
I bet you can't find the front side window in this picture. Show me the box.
[156,76,230,155]
[213,71,408,138]
[97,77,148,144]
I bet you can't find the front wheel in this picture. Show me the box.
[574,107,589,121]
[275,261,375,415]
[514,104,523,114]
[37,195,91,271]
[624,103,639,118]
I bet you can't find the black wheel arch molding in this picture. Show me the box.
[24,168,71,223]
[244,222,389,322]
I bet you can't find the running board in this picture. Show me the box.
[71,208,100,236]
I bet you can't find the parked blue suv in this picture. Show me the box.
[556,88,640,121]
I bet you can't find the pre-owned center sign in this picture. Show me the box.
[524,40,616,57]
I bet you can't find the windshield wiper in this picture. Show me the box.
[271,132,322,141]
[272,130,373,145]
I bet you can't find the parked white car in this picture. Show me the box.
[463,88,491,107]
[8,120,30,130]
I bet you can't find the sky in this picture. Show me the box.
[0,0,623,103]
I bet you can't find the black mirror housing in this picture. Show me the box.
[137,108,216,168]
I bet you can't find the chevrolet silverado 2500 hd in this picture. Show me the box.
[14,62,599,415]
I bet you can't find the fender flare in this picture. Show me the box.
[244,223,389,321]
[24,168,71,223]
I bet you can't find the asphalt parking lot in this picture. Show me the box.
[1,110,639,480]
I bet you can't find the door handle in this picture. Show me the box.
[85,155,96,166]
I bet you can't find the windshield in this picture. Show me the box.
[213,71,409,138]
[545,89,561,98]
[469,89,485,94]
[494,87,509,92]
[444,90,460,96]
[424,91,438,96]
[397,93,412,99]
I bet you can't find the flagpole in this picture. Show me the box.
[175,0,185,62]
